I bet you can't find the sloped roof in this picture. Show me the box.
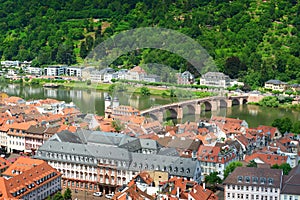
[245,152,287,166]
[223,167,282,188]
[281,164,300,195]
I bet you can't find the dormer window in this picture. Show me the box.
[252,176,258,183]
[268,178,273,185]
[260,177,266,184]
[238,176,243,182]
[245,176,250,183]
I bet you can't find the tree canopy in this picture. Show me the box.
[271,163,292,175]
[0,0,299,88]
[223,161,243,180]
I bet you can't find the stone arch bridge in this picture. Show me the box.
[141,95,248,122]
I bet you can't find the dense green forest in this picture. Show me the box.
[0,0,299,88]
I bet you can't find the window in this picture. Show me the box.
[260,177,266,184]
[245,176,250,183]
[227,193,230,198]
[238,176,243,182]
[268,178,273,185]
[253,176,258,183]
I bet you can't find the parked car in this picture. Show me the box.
[105,193,114,199]
[93,192,102,197]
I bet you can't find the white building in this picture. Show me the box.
[198,145,238,180]
[281,164,300,200]
[44,65,66,76]
[25,67,42,75]
[6,121,37,153]
[34,130,201,194]
[66,67,82,77]
[223,167,282,200]
[200,72,231,88]
[1,60,20,67]
[0,157,61,200]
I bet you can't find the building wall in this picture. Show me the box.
[7,134,25,153]
[46,159,132,194]
[22,176,61,200]
[225,184,280,200]
[280,194,300,200]
[0,131,8,148]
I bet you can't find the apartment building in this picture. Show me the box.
[0,157,61,200]
[200,72,231,88]
[25,67,42,75]
[66,67,82,77]
[43,65,66,76]
[223,167,282,200]
[7,121,37,153]
[264,80,288,92]
[198,145,238,180]
[34,130,202,194]
[280,164,300,200]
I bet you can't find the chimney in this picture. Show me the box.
[203,183,206,191]
[193,186,197,194]
[176,187,180,198]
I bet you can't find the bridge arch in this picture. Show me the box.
[242,98,248,104]
[232,98,240,106]
[164,108,178,120]
[148,113,159,121]
[201,101,212,111]
[182,104,196,115]
[219,99,227,108]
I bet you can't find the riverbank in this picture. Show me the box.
[248,96,300,111]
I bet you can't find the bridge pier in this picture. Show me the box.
[195,104,201,115]
[177,106,183,119]
[227,99,232,107]
[156,111,164,122]
[211,101,218,111]
[239,98,244,105]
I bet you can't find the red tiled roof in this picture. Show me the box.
[189,184,218,200]
[198,145,236,164]
[0,157,11,171]
[0,157,61,199]
[2,157,44,177]
[245,152,287,166]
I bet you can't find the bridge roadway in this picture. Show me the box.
[140,95,249,121]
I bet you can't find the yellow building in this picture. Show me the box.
[264,80,287,92]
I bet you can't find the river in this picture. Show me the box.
[1,84,299,128]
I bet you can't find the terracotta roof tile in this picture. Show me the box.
[245,152,287,166]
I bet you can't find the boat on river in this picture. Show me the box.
[43,83,60,88]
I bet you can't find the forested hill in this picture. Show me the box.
[0,0,299,87]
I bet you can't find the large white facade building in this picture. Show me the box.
[223,167,282,200]
[66,67,82,77]
[200,72,231,88]
[0,157,61,200]
[44,66,66,76]
[280,164,300,200]
[34,130,202,194]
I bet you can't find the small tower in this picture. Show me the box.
[104,94,112,110]
[112,96,119,108]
